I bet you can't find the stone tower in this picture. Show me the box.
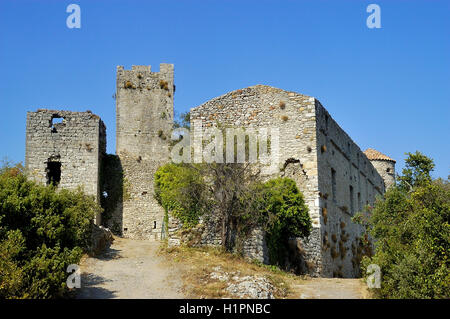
[116,64,174,239]
[364,148,396,189]
[25,109,106,225]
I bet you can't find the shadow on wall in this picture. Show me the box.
[100,154,124,235]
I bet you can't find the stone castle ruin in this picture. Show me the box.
[25,64,395,277]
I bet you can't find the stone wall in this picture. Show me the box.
[167,214,269,264]
[314,100,386,277]
[115,64,174,239]
[189,85,322,273]
[25,109,105,225]
[188,85,391,277]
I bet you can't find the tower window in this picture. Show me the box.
[46,161,61,186]
[386,168,390,173]
[153,221,157,229]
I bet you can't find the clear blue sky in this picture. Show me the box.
[0,0,448,178]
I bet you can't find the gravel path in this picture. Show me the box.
[76,238,184,299]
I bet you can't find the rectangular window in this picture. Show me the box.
[358,192,362,212]
[331,168,337,202]
[349,185,354,214]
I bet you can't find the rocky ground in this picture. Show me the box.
[210,266,275,299]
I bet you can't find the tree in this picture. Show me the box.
[356,152,449,299]
[199,162,263,251]
[397,151,435,191]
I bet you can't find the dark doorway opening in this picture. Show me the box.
[46,161,61,186]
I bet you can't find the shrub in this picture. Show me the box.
[0,163,101,298]
[154,163,206,228]
[258,178,311,266]
[124,81,133,89]
[159,80,169,90]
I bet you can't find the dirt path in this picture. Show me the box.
[76,237,367,299]
[291,278,368,299]
[76,238,184,299]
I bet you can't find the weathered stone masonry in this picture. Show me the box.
[24,64,395,277]
[115,64,174,240]
[189,85,395,277]
[25,109,106,225]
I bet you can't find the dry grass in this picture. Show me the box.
[159,80,169,90]
[124,81,133,89]
[158,244,308,299]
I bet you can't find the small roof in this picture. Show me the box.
[364,148,396,163]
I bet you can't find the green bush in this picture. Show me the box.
[0,163,102,298]
[258,178,311,266]
[356,152,449,299]
[154,163,206,228]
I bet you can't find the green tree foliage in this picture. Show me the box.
[356,152,449,299]
[397,151,435,191]
[154,163,206,228]
[258,178,311,266]
[0,162,102,298]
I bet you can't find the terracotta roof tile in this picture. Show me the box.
[364,148,396,163]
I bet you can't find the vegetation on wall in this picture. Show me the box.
[353,152,449,299]
[154,161,312,268]
[154,163,207,228]
[0,161,102,298]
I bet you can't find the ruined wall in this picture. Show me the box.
[115,64,174,240]
[189,86,391,277]
[314,101,386,277]
[190,85,322,271]
[25,109,106,224]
